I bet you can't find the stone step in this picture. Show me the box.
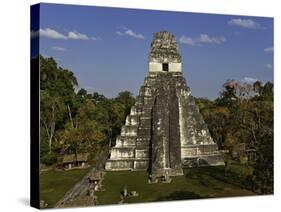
[120,125,138,137]
[137,127,151,137]
[136,136,151,147]
[138,117,152,127]
[181,154,225,167]
[125,115,139,126]
[105,160,134,170]
[139,86,153,97]
[133,160,149,170]
[141,108,153,115]
[181,144,219,158]
[115,136,136,147]
[109,147,135,159]
[136,136,151,141]
[135,148,150,159]
[136,144,150,148]
[105,159,149,171]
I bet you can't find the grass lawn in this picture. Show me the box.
[96,161,255,205]
[39,161,256,208]
[40,167,91,208]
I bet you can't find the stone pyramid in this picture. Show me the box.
[105,31,224,177]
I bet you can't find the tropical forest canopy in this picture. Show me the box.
[36,55,273,194]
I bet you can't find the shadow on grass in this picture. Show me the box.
[184,165,258,194]
[157,191,202,201]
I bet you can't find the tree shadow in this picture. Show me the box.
[184,166,258,193]
[157,191,202,201]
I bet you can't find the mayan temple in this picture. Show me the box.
[105,31,224,179]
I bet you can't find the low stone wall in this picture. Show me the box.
[105,159,149,171]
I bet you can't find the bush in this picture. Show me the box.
[41,152,58,166]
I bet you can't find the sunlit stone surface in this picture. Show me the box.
[105,31,224,176]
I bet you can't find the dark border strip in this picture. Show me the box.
[30,3,40,209]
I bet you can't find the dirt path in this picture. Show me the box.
[55,148,109,208]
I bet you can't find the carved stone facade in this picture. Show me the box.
[105,31,224,176]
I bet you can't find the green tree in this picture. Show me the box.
[115,91,135,116]
[212,79,273,193]
[60,99,105,155]
[253,129,273,194]
[201,106,230,149]
[40,55,78,163]
[40,91,65,153]
[91,99,125,147]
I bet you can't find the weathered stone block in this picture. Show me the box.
[135,149,149,159]
[105,160,134,170]
[110,148,135,159]
[133,160,149,170]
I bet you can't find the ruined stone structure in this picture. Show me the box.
[105,31,224,177]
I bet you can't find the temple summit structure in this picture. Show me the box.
[105,31,224,179]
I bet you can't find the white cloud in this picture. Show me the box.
[31,28,99,41]
[125,29,145,39]
[266,64,272,69]
[228,18,263,29]
[198,34,226,44]
[179,34,226,46]
[241,77,258,84]
[39,28,67,39]
[179,36,196,46]
[51,46,67,51]
[68,31,89,40]
[116,28,145,40]
[264,47,274,52]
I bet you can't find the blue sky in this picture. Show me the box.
[32,3,273,99]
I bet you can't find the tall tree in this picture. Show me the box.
[115,91,135,117]
[60,99,104,155]
[40,55,78,156]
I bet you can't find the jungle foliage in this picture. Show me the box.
[38,55,135,166]
[38,55,273,194]
[196,79,273,194]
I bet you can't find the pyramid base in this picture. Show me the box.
[182,153,225,167]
